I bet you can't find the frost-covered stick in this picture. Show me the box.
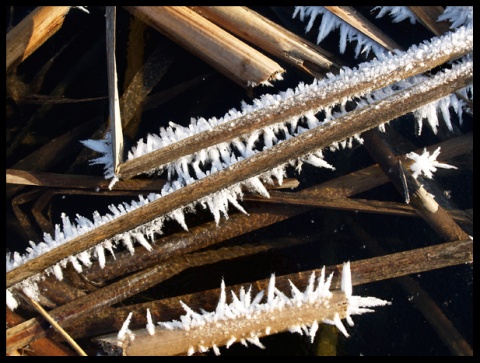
[324,6,402,50]
[96,263,390,356]
[84,130,472,281]
[117,28,472,180]
[104,291,351,356]
[7,243,283,355]
[124,6,285,89]
[7,238,470,355]
[6,58,472,289]
[190,6,343,77]
[362,130,470,242]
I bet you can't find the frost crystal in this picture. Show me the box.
[150,262,390,355]
[438,6,473,29]
[372,6,418,24]
[406,147,457,179]
[293,6,385,57]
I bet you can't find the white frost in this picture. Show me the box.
[152,262,390,355]
[406,147,458,179]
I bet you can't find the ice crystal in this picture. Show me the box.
[406,146,457,179]
[114,262,390,355]
[293,6,385,57]
[438,6,473,29]
[80,132,115,180]
[372,6,418,24]
[117,312,134,341]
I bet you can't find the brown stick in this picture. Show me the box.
[18,292,88,356]
[99,291,350,356]
[83,202,306,282]
[324,6,402,51]
[6,60,472,289]
[346,214,472,356]
[362,129,470,242]
[191,6,343,77]
[6,6,71,72]
[125,6,285,89]
[409,6,452,36]
[244,194,471,224]
[6,169,168,191]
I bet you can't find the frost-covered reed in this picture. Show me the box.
[99,262,390,356]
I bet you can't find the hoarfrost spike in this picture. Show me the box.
[110,263,389,355]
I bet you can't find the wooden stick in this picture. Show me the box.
[409,6,452,36]
[324,6,402,51]
[124,6,285,89]
[6,169,167,191]
[346,214,472,356]
[191,6,344,77]
[6,60,472,289]
[106,7,124,173]
[243,194,471,224]
[362,129,470,242]
[18,291,87,356]
[100,291,350,356]
[6,6,71,72]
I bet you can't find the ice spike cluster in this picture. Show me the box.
[114,262,390,356]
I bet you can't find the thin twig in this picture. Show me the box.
[106,6,124,173]
[18,291,88,356]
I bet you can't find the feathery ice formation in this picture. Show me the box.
[6,9,472,311]
[110,262,390,356]
[293,6,472,58]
